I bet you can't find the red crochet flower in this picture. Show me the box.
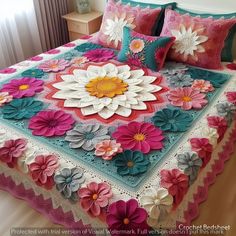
[0,139,27,168]
[207,116,228,142]
[190,138,213,167]
[160,169,189,206]
[29,110,75,137]
[29,154,59,189]
[226,91,236,105]
[106,199,149,236]
[78,182,112,217]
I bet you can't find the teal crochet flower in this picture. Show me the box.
[22,69,45,78]
[152,108,193,132]
[63,50,83,61]
[75,42,102,52]
[188,68,229,88]
[2,98,43,120]
[114,150,150,176]
[177,152,202,184]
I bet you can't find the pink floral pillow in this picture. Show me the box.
[160,9,236,69]
[90,0,162,50]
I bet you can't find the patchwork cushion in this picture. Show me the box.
[160,9,236,69]
[117,27,175,71]
[89,0,162,50]
[175,7,236,62]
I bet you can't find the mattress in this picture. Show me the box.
[0,39,236,235]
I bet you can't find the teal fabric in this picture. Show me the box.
[119,0,177,35]
[175,7,236,62]
[118,27,174,71]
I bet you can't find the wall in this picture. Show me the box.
[90,0,236,13]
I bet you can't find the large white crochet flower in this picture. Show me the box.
[52,63,162,120]
[140,188,173,227]
[171,24,208,60]
[104,15,135,47]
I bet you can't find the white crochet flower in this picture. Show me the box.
[202,127,219,147]
[140,188,173,227]
[171,24,208,61]
[17,148,35,173]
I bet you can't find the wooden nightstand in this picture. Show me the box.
[62,11,103,41]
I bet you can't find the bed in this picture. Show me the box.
[0,0,236,235]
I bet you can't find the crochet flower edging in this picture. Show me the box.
[0,173,94,233]
[177,122,236,229]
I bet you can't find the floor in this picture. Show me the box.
[1,150,236,236]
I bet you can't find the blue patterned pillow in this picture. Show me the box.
[117,27,175,71]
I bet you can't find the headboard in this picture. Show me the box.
[90,0,236,59]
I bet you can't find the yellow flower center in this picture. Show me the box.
[133,133,146,141]
[123,218,130,225]
[92,194,98,200]
[134,42,141,49]
[50,64,58,69]
[19,84,29,90]
[182,96,192,102]
[106,147,112,152]
[0,96,3,101]
[127,161,134,167]
[85,76,128,98]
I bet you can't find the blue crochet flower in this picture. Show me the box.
[177,152,202,184]
[22,69,45,78]
[2,98,43,120]
[75,42,102,52]
[114,150,150,176]
[152,108,193,132]
[216,102,236,124]
[161,62,188,75]
[54,167,85,202]
[167,72,194,88]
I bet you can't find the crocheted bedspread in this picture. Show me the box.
[0,39,236,234]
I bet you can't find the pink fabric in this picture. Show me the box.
[161,9,236,69]
[90,0,161,49]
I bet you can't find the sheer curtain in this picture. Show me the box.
[0,0,43,69]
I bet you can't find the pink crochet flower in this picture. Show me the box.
[207,116,227,142]
[29,155,59,189]
[226,63,236,70]
[191,80,214,93]
[0,92,13,107]
[160,169,189,206]
[38,59,70,72]
[129,39,144,53]
[106,199,149,235]
[1,77,44,99]
[168,87,208,110]
[84,48,115,62]
[78,182,112,217]
[71,57,88,66]
[0,139,27,168]
[226,91,236,105]
[95,140,123,160]
[112,122,164,154]
[45,49,60,54]
[190,138,213,168]
[0,68,16,74]
[29,56,43,61]
[127,55,143,68]
[63,43,76,47]
[28,110,75,137]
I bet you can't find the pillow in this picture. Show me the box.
[175,7,236,62]
[117,26,175,71]
[120,0,177,35]
[90,0,162,50]
[160,9,236,69]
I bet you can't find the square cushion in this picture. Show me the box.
[117,26,175,71]
[175,7,236,62]
[89,0,162,50]
[160,9,236,69]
